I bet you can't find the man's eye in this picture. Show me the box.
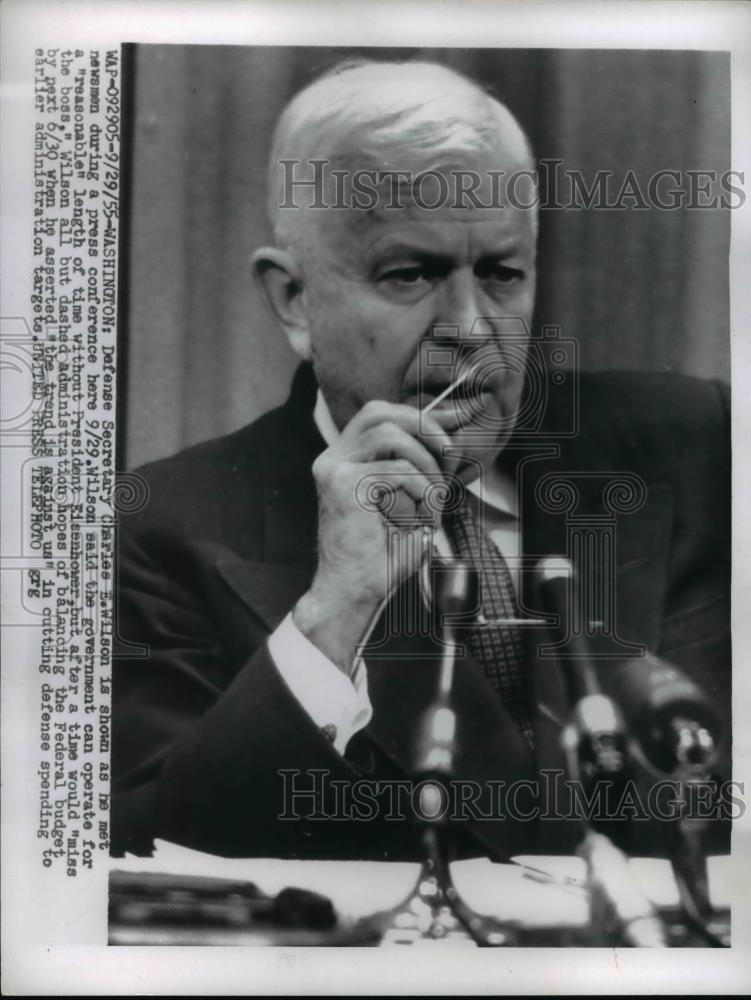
[477,262,524,284]
[381,266,428,285]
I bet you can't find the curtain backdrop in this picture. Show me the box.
[123,46,730,469]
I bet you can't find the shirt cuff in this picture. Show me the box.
[267,613,372,756]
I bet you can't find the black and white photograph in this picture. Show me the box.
[2,0,750,994]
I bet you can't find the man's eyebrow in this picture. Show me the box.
[476,247,525,264]
[369,241,452,262]
[369,239,525,264]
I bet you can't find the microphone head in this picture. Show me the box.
[536,556,573,585]
[600,654,723,773]
[433,559,479,618]
[535,557,576,625]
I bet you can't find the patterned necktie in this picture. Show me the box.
[443,503,535,748]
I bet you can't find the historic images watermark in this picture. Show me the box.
[278,768,745,824]
[276,159,746,213]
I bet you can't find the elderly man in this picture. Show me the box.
[112,60,730,860]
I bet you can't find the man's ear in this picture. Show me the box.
[252,246,312,361]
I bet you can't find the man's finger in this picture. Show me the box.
[343,422,444,481]
[344,401,454,458]
[354,459,438,527]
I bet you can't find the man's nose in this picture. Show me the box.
[432,269,481,344]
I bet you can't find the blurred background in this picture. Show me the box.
[121,46,730,469]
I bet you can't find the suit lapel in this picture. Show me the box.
[215,557,313,632]
[213,364,323,630]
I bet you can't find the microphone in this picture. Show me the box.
[592,654,723,946]
[536,557,667,947]
[413,560,478,782]
[596,656,725,935]
[597,653,723,775]
[535,557,628,784]
[370,559,522,948]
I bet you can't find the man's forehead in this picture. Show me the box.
[341,152,534,205]
[320,198,537,260]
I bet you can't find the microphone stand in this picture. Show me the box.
[597,650,729,946]
[563,731,668,948]
[661,719,729,946]
[537,558,668,947]
[357,560,520,946]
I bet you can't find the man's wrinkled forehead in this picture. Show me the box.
[371,163,534,214]
[279,156,538,255]
[334,192,534,243]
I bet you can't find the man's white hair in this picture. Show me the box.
[267,59,537,244]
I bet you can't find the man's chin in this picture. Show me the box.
[444,426,510,484]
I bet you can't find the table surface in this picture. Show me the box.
[111,839,734,931]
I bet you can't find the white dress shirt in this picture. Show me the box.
[267,391,520,755]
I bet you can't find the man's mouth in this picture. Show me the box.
[408,368,493,413]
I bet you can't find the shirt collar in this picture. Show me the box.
[313,390,517,518]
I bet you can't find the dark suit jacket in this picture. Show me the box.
[112,363,731,860]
